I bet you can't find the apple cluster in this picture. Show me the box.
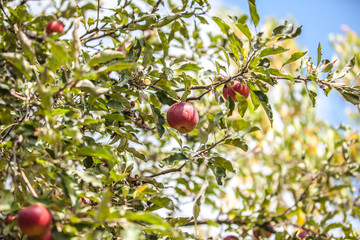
[17,204,54,240]
[166,81,249,134]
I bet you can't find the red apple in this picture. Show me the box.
[27,229,55,240]
[117,41,132,55]
[93,51,101,71]
[223,236,238,240]
[79,197,91,206]
[4,215,15,225]
[46,21,64,35]
[223,81,249,102]
[298,231,309,238]
[166,102,199,133]
[253,229,272,239]
[17,203,52,237]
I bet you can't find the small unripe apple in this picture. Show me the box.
[27,229,55,240]
[17,203,52,237]
[223,236,238,240]
[46,21,64,35]
[223,81,249,102]
[167,102,199,133]
[298,231,309,239]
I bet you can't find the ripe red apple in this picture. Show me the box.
[223,236,238,240]
[298,231,309,239]
[253,229,272,239]
[46,21,64,35]
[17,203,52,237]
[166,102,199,133]
[27,229,55,240]
[223,81,249,102]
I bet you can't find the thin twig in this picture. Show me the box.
[151,0,162,13]
[19,169,38,198]
[149,162,186,178]
[193,133,231,157]
[96,0,100,30]
[182,219,246,226]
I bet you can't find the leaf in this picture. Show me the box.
[17,30,35,63]
[224,138,248,151]
[210,157,235,173]
[88,49,125,66]
[148,196,175,211]
[272,21,302,40]
[163,153,188,165]
[75,80,109,96]
[198,127,209,144]
[282,51,307,68]
[307,89,317,107]
[77,145,113,161]
[156,14,182,27]
[57,173,77,206]
[253,91,273,127]
[193,180,208,227]
[317,42,322,67]
[236,94,248,117]
[236,22,252,40]
[259,45,288,57]
[297,210,306,225]
[338,91,360,105]
[209,165,226,185]
[133,185,148,199]
[232,119,250,131]
[321,59,334,73]
[333,55,356,80]
[151,105,165,138]
[102,114,125,122]
[212,16,230,35]
[105,100,125,112]
[158,29,169,57]
[243,126,261,136]
[324,223,344,233]
[1,52,32,79]
[124,211,172,228]
[248,0,260,27]
[268,68,294,82]
[178,63,201,71]
[103,61,135,72]
[155,91,177,106]
[96,188,112,220]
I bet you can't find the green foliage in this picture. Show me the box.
[0,0,359,239]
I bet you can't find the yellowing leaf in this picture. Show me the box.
[297,210,306,225]
[133,185,147,199]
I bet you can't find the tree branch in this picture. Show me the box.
[182,219,246,226]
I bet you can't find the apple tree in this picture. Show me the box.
[0,0,359,239]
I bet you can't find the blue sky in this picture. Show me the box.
[224,0,360,127]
